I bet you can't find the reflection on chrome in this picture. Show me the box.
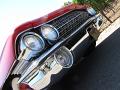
[19,46,73,90]
[87,7,96,16]
[94,15,103,30]
[12,32,45,75]
[41,24,59,41]
[11,14,102,90]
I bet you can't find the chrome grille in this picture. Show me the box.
[47,10,91,38]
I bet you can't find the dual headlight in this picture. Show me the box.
[15,29,73,81]
[21,24,59,53]
[20,24,73,68]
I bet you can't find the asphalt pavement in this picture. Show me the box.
[49,27,120,90]
[72,27,120,90]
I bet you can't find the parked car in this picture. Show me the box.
[0,4,102,90]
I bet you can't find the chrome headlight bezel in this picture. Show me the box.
[54,46,73,68]
[21,32,45,52]
[41,24,59,41]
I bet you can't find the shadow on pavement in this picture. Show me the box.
[50,27,120,90]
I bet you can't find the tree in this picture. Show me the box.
[73,0,113,23]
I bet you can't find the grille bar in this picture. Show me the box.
[47,10,91,38]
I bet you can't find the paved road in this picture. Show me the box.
[73,27,120,90]
[50,27,120,90]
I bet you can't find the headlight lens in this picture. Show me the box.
[54,46,73,68]
[22,32,45,51]
[41,24,59,41]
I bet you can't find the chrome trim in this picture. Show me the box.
[20,46,73,90]
[41,24,60,41]
[22,32,45,51]
[87,7,96,16]
[70,32,89,51]
[54,46,73,68]
[94,15,103,30]
[24,64,63,90]
[12,32,45,75]
[18,14,101,83]
[14,9,88,57]
[57,12,85,29]
[18,40,65,83]
[34,10,74,28]
[9,9,100,90]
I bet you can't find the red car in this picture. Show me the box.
[0,4,102,90]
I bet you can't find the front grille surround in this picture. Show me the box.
[46,10,91,39]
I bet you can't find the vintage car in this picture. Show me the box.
[0,4,102,90]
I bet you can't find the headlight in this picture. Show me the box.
[54,46,73,68]
[41,24,59,41]
[21,32,45,51]
[12,32,45,75]
[19,46,73,90]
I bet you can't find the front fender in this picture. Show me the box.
[0,35,15,88]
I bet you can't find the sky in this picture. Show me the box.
[0,0,72,55]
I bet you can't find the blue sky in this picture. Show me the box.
[0,0,72,55]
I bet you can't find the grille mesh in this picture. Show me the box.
[47,10,91,38]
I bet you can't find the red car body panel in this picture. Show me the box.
[0,35,15,87]
[0,4,88,89]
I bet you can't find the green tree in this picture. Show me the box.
[73,0,113,23]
